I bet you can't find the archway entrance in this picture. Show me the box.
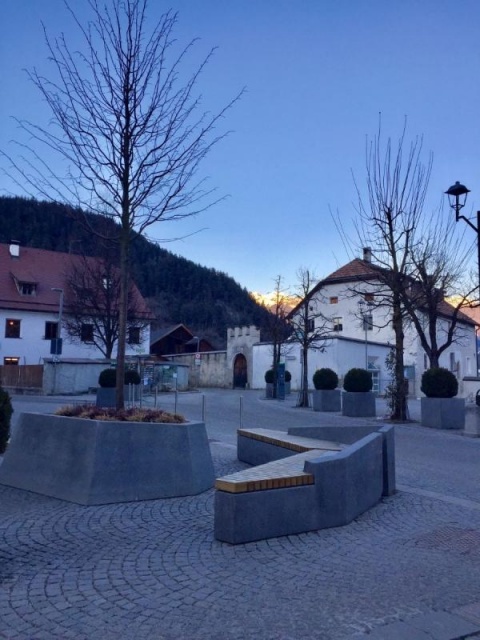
[233,354,248,388]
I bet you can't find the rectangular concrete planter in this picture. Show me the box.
[0,413,215,505]
[312,389,341,412]
[421,397,465,430]
[342,391,376,417]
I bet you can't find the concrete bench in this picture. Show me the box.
[214,425,395,545]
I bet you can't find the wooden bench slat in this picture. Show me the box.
[215,449,330,494]
[238,428,344,453]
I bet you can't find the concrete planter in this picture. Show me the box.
[342,391,376,417]
[421,397,465,430]
[0,413,215,505]
[312,389,341,412]
[265,383,274,398]
[96,387,116,408]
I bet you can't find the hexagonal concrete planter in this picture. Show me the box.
[421,397,465,430]
[312,389,341,412]
[0,412,215,505]
[342,391,376,417]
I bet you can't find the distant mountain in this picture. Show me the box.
[0,196,272,347]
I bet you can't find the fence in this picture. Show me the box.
[0,365,44,390]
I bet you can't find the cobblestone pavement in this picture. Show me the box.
[1,390,480,639]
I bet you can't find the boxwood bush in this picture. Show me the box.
[0,387,13,454]
[343,368,372,392]
[99,368,141,388]
[312,368,338,390]
[264,369,274,384]
[421,367,458,398]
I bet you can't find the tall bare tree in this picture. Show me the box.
[3,0,239,407]
[352,121,432,420]
[64,255,150,359]
[288,268,333,408]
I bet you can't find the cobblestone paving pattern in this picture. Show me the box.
[2,439,480,640]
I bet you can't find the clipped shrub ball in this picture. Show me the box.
[264,369,274,384]
[285,370,292,382]
[0,387,13,454]
[343,368,372,393]
[421,367,458,398]
[313,368,338,390]
[98,368,117,388]
[124,369,141,385]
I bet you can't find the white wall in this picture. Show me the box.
[0,310,150,365]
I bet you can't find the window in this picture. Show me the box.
[128,327,141,345]
[332,317,343,332]
[329,296,338,304]
[362,314,373,331]
[307,318,315,333]
[364,293,375,302]
[45,321,58,340]
[19,282,37,296]
[4,357,19,365]
[81,323,94,343]
[5,319,21,338]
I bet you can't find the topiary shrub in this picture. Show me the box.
[0,387,13,454]
[98,368,117,388]
[124,369,141,385]
[285,370,292,383]
[264,369,274,384]
[313,368,338,390]
[343,368,372,393]
[421,367,458,398]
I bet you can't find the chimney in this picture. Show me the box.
[363,247,372,263]
[9,241,20,258]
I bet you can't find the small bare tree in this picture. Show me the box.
[288,268,333,408]
[64,255,150,358]
[401,218,477,369]
[263,276,292,398]
[3,0,240,407]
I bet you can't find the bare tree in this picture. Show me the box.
[401,218,477,369]
[288,268,333,408]
[64,255,150,359]
[263,276,292,398]
[3,0,240,407]
[352,121,432,420]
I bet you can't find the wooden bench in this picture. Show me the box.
[215,429,344,494]
[214,425,394,544]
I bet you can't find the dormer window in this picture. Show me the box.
[19,282,37,296]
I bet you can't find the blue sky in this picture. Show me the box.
[2,1,480,295]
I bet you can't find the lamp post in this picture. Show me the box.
[358,300,371,370]
[445,181,480,373]
[51,287,64,356]
[445,181,480,298]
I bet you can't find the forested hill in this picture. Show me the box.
[0,196,272,347]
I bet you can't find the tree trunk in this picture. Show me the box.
[298,346,310,407]
[392,297,407,420]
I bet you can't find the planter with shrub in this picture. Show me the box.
[312,368,341,412]
[342,367,376,417]
[420,367,464,430]
[96,367,142,407]
[0,404,215,505]
[0,387,13,454]
[285,370,292,395]
[265,369,275,398]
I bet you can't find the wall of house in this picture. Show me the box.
[251,337,392,393]
[0,309,150,365]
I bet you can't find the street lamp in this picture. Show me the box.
[51,287,64,356]
[445,181,480,296]
[358,299,372,370]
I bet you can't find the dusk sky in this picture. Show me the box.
[2,1,480,295]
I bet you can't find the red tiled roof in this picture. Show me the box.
[323,258,379,282]
[0,243,152,318]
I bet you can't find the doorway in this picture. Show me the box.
[233,354,248,388]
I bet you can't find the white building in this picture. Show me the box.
[253,251,477,397]
[0,242,152,366]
